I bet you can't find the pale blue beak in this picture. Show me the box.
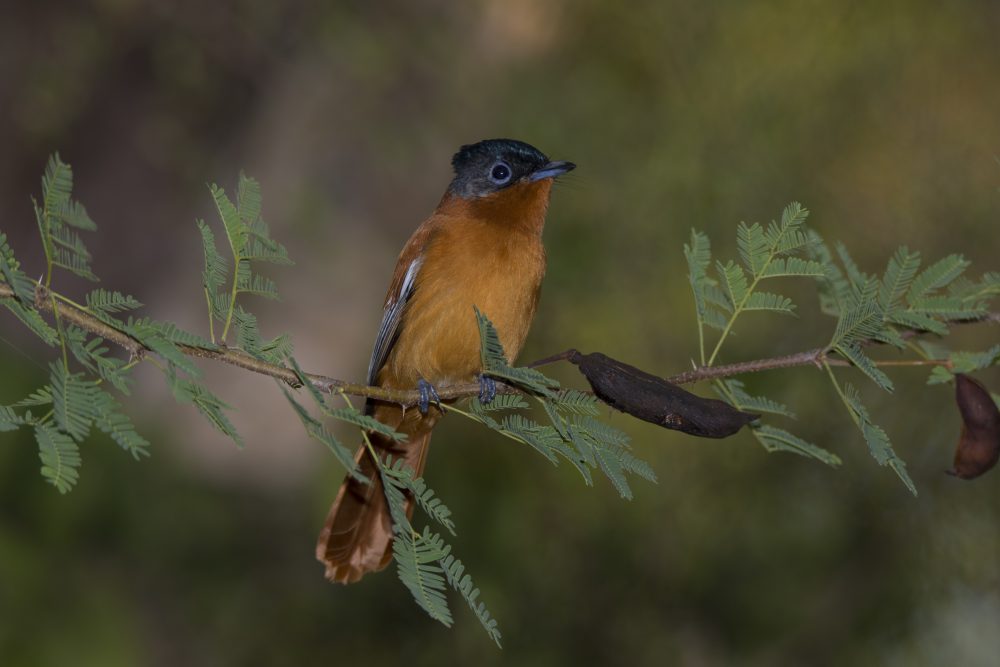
[528,160,576,182]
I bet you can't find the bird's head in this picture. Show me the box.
[447,138,575,200]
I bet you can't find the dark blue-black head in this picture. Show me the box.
[448,138,575,199]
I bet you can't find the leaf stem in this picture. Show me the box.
[220,261,240,344]
[708,258,776,366]
[52,291,92,314]
[822,361,861,428]
[49,294,69,371]
[203,287,216,344]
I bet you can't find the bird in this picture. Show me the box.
[317,138,575,583]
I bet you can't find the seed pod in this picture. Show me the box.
[947,374,1000,480]
[568,350,758,438]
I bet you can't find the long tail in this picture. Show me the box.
[316,402,436,584]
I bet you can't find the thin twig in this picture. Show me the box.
[0,282,990,407]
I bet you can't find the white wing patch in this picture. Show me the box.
[366,256,423,385]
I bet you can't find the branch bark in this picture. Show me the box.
[2,282,994,407]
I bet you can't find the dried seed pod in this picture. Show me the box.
[567,350,758,438]
[947,374,1000,480]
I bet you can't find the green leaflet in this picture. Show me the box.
[205,174,292,345]
[35,423,81,493]
[551,389,600,415]
[197,218,228,322]
[807,231,851,315]
[879,246,921,311]
[233,306,263,357]
[211,182,246,256]
[382,457,456,536]
[737,221,770,277]
[829,297,884,348]
[717,260,749,305]
[2,297,59,345]
[378,454,501,643]
[285,356,406,442]
[325,407,408,440]
[379,467,452,626]
[65,329,133,394]
[0,232,38,303]
[684,228,712,319]
[926,345,1000,385]
[468,393,529,412]
[760,256,825,279]
[841,382,916,495]
[35,154,98,282]
[720,379,795,418]
[692,202,819,366]
[50,362,93,442]
[281,387,361,480]
[752,424,841,466]
[86,289,142,315]
[439,546,503,648]
[742,291,796,314]
[0,405,27,431]
[833,343,894,392]
[393,527,452,627]
[91,387,150,459]
[474,306,559,396]
[124,320,201,378]
[715,379,839,466]
[236,172,262,227]
[471,311,655,497]
[167,369,242,447]
[907,254,970,304]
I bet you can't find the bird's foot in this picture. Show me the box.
[477,374,497,404]
[417,378,442,415]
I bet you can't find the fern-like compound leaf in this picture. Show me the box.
[210,183,247,256]
[834,342,894,392]
[720,379,795,418]
[35,423,81,493]
[281,388,360,479]
[879,246,921,312]
[737,221,770,277]
[50,362,93,442]
[907,254,970,304]
[91,387,150,459]
[167,371,242,446]
[842,383,916,495]
[86,289,142,315]
[2,297,59,345]
[742,291,796,314]
[439,546,503,648]
[751,424,841,466]
[717,260,749,306]
[382,457,456,535]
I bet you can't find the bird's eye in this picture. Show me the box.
[489,162,512,184]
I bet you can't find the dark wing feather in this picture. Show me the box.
[367,256,423,385]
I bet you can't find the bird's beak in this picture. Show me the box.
[528,160,576,182]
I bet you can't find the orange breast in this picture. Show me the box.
[380,216,546,388]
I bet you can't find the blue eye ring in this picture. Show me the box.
[489,162,512,184]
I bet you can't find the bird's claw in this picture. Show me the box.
[477,375,497,404]
[417,378,442,415]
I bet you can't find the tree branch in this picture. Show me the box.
[2,283,993,408]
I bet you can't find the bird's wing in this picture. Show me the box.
[366,221,438,386]
[367,255,422,385]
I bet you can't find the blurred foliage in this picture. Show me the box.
[2,0,1000,665]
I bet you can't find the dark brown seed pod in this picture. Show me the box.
[567,350,758,438]
[947,374,1000,480]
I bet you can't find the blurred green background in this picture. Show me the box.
[2,1,999,665]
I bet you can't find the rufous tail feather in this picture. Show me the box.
[316,403,435,584]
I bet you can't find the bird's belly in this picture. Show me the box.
[383,238,544,388]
